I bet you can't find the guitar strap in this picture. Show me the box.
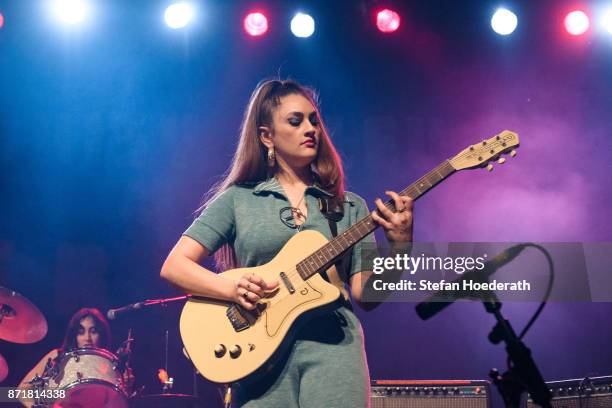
[318,196,352,307]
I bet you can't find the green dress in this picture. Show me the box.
[184,178,376,408]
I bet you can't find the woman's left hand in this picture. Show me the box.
[371,191,413,243]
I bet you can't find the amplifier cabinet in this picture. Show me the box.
[371,380,491,408]
[527,375,612,408]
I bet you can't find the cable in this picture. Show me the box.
[518,243,555,339]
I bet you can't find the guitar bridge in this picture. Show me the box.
[226,304,259,332]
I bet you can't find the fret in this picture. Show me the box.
[339,233,350,247]
[413,183,422,196]
[419,178,432,189]
[406,187,418,199]
[298,159,456,280]
[308,257,319,272]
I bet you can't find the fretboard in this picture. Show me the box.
[296,160,456,280]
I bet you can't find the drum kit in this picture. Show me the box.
[1,286,209,407]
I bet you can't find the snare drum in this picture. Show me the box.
[49,347,128,408]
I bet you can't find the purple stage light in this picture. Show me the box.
[244,12,268,37]
[376,9,400,33]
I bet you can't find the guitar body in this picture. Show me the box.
[180,229,342,384]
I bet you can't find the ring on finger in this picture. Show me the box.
[243,290,249,299]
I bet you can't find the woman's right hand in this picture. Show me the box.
[234,273,279,310]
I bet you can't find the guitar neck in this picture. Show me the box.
[297,160,456,280]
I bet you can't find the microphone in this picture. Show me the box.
[415,244,528,320]
[106,302,144,320]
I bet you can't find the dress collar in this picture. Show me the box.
[252,177,334,198]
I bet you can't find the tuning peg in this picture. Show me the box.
[510,150,517,157]
[497,158,506,164]
[486,163,494,171]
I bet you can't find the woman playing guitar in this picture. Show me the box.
[161,79,413,407]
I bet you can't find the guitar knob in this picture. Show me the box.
[214,344,227,358]
[486,164,494,171]
[229,345,242,359]
[497,158,506,164]
[510,150,517,157]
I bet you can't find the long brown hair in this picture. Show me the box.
[60,308,111,352]
[203,79,346,270]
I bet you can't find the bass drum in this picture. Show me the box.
[49,347,128,408]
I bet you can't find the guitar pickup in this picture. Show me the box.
[226,304,258,332]
[280,272,295,294]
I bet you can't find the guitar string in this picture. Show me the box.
[258,136,516,305]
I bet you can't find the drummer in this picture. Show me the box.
[17,308,133,406]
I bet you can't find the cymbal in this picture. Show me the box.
[0,352,7,382]
[0,287,47,344]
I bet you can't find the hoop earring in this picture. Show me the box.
[267,147,276,167]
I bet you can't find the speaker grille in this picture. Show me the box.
[371,380,490,408]
[527,375,612,408]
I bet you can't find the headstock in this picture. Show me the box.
[449,130,520,171]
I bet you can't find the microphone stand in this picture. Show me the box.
[109,295,191,319]
[481,290,552,408]
[132,294,191,311]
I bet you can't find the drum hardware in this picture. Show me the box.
[115,328,134,372]
[27,373,51,407]
[0,303,16,319]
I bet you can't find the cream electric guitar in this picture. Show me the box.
[180,130,520,384]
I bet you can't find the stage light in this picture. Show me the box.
[164,2,194,29]
[52,0,88,25]
[564,10,589,36]
[376,9,400,33]
[601,9,612,34]
[290,13,315,38]
[0,12,4,29]
[491,8,518,35]
[244,12,268,37]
